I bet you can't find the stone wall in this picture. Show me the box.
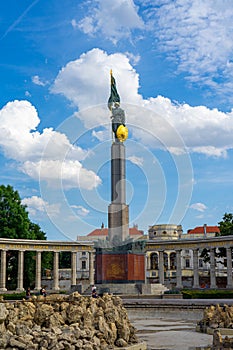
[0,292,141,349]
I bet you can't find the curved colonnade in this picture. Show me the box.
[0,236,232,292]
[0,238,95,292]
[145,236,233,288]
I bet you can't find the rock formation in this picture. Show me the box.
[0,292,140,349]
[197,304,233,350]
[198,304,233,331]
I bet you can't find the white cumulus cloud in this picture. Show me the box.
[143,0,233,94]
[190,202,207,212]
[22,196,60,218]
[32,75,47,86]
[51,48,233,157]
[76,0,144,43]
[128,156,144,166]
[71,205,90,217]
[0,100,101,190]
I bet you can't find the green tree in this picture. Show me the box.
[217,213,233,236]
[200,213,233,265]
[0,185,52,289]
[0,185,31,239]
[59,252,71,268]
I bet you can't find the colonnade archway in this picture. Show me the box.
[0,238,95,292]
[146,235,233,289]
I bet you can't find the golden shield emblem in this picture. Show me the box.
[116,124,128,142]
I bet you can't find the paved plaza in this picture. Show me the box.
[125,299,232,350]
[130,316,212,350]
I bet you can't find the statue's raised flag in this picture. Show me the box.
[108,70,120,111]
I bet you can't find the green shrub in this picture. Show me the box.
[0,292,26,300]
[164,289,181,294]
[182,289,233,299]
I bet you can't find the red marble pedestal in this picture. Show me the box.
[95,247,145,283]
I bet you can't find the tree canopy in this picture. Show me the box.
[0,185,53,289]
[200,213,233,264]
[0,185,46,240]
[217,213,233,236]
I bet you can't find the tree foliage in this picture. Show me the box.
[217,213,233,236]
[0,185,53,289]
[59,252,71,269]
[200,213,233,264]
[0,185,32,239]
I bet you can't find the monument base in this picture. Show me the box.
[108,203,129,243]
[95,241,145,284]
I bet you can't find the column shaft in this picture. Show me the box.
[17,250,24,292]
[71,252,77,286]
[176,250,183,289]
[108,142,129,242]
[210,248,217,288]
[226,247,233,289]
[89,252,94,286]
[193,249,199,288]
[158,251,164,284]
[167,252,171,271]
[0,250,7,291]
[35,251,42,290]
[53,252,60,291]
[111,142,126,203]
[144,254,147,284]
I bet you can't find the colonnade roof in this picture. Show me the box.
[146,235,233,251]
[0,238,94,252]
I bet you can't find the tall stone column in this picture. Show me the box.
[226,247,233,289]
[176,249,183,289]
[193,249,199,288]
[210,248,217,288]
[158,250,164,284]
[35,251,42,291]
[89,251,94,286]
[144,253,147,284]
[167,252,171,271]
[108,142,129,243]
[0,250,7,291]
[16,250,24,292]
[53,252,60,291]
[71,252,77,286]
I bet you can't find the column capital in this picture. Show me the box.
[192,248,199,252]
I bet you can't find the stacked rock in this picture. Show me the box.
[197,304,233,350]
[0,292,139,349]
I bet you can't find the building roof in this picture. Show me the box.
[187,226,220,235]
[87,226,144,237]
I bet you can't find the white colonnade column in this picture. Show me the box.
[35,251,42,291]
[176,249,183,289]
[158,250,164,284]
[16,250,24,292]
[71,251,77,286]
[226,247,233,289]
[89,251,94,286]
[0,250,7,291]
[210,248,217,288]
[53,251,60,291]
[193,249,199,288]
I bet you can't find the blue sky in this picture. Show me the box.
[1,0,233,241]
